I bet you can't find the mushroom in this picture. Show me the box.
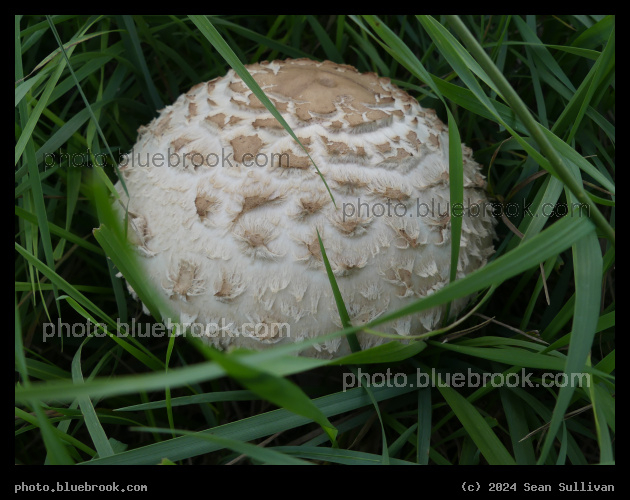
[113,58,496,358]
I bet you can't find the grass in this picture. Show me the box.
[15,15,614,466]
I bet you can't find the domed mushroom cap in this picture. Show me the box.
[114,58,496,358]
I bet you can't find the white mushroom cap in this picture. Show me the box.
[113,58,496,358]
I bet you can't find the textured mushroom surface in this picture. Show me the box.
[114,58,496,358]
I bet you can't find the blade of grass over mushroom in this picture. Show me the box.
[446,107,463,299]
[17,327,375,404]
[350,17,478,321]
[316,233,390,463]
[188,15,336,207]
[20,209,595,397]
[316,230,359,353]
[90,175,170,323]
[92,224,164,321]
[17,345,339,405]
[444,15,614,246]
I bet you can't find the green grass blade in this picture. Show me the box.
[71,338,115,458]
[316,229,358,352]
[188,15,336,207]
[142,427,313,465]
[537,230,603,464]
[190,337,338,444]
[437,384,516,465]
[82,384,416,465]
[445,15,614,245]
[274,446,417,465]
[416,383,432,465]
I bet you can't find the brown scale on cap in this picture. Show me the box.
[205,113,227,128]
[328,210,373,237]
[253,117,284,130]
[213,269,245,302]
[232,191,283,223]
[230,134,264,164]
[170,136,191,152]
[163,260,205,301]
[188,101,198,119]
[291,193,331,220]
[154,112,173,136]
[194,189,220,220]
[232,218,284,260]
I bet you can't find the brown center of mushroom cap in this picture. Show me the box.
[249,60,393,122]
